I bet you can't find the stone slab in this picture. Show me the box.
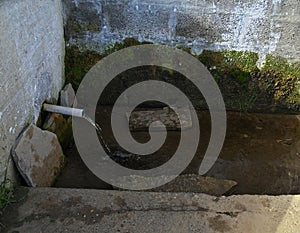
[127,107,192,131]
[113,174,237,196]
[1,187,300,232]
[11,124,65,187]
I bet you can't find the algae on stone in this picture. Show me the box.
[65,38,300,113]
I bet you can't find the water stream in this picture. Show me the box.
[82,114,112,155]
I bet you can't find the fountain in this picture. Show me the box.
[43,103,111,154]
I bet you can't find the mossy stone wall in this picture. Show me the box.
[65,39,300,113]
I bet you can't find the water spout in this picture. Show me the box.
[43,104,111,154]
[43,103,84,118]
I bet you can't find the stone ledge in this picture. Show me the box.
[1,187,300,232]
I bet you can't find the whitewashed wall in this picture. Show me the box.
[0,0,65,182]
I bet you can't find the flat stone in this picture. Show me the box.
[152,174,237,195]
[2,187,300,232]
[113,174,237,196]
[127,107,192,131]
[60,83,76,107]
[11,124,65,187]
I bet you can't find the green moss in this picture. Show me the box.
[221,50,259,72]
[65,38,300,113]
[65,38,151,90]
[264,55,300,76]
[101,37,152,57]
[229,70,250,85]
[198,50,258,71]
[226,93,258,113]
[65,46,102,90]
[259,55,300,109]
[197,50,257,87]
[175,45,192,54]
[196,50,300,112]
[0,178,15,209]
[68,20,101,33]
[43,114,73,149]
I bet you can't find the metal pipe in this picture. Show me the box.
[43,103,84,118]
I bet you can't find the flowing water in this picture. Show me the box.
[82,114,112,154]
[55,107,300,195]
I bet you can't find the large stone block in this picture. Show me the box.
[0,0,64,182]
[64,0,300,62]
[12,124,65,187]
[63,0,102,40]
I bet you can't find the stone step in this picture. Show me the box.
[1,187,300,232]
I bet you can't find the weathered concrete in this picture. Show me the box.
[11,124,65,187]
[63,0,300,113]
[151,175,237,195]
[0,0,65,182]
[114,174,237,196]
[1,187,300,232]
[63,0,300,64]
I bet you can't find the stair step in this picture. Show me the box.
[1,187,300,232]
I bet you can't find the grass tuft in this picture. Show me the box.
[0,178,15,210]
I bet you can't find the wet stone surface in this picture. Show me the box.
[54,107,300,195]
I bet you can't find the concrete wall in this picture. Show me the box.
[0,0,65,182]
[63,0,300,64]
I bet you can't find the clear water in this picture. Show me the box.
[111,151,134,158]
[82,114,112,154]
[83,114,134,159]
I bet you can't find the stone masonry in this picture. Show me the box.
[0,0,65,182]
[64,0,300,64]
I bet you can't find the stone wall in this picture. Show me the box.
[0,0,65,182]
[63,0,300,64]
[63,0,300,113]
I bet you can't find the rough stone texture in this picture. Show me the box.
[0,0,65,182]
[11,124,65,187]
[114,174,237,196]
[60,83,76,107]
[63,0,300,63]
[1,187,300,232]
[63,0,102,40]
[63,0,300,113]
[152,174,237,195]
[42,113,73,149]
[128,107,192,131]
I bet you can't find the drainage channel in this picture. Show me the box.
[52,105,300,195]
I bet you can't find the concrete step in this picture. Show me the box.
[1,187,300,233]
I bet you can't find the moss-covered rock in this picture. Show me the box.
[65,39,300,113]
[42,113,73,150]
[198,50,300,113]
[65,46,102,90]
